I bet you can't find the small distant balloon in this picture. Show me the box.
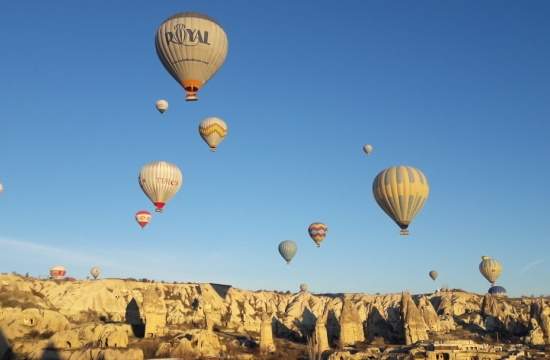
[488,285,507,296]
[363,144,373,155]
[299,283,308,292]
[90,266,101,280]
[156,99,168,113]
[278,240,297,264]
[49,266,66,280]
[308,223,328,247]
[0,182,3,193]
[199,117,228,152]
[429,270,438,281]
[135,211,152,229]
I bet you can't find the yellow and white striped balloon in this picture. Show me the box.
[372,166,429,235]
[155,12,228,101]
[139,161,183,212]
[479,256,502,285]
[199,117,228,151]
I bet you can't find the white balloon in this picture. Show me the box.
[139,161,183,212]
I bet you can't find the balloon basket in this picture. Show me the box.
[400,229,409,236]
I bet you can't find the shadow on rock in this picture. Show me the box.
[125,298,145,338]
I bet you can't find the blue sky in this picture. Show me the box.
[0,1,549,296]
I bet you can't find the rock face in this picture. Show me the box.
[259,312,276,353]
[401,292,428,345]
[418,296,440,332]
[171,329,222,358]
[0,274,547,358]
[141,286,166,338]
[338,296,365,348]
[313,306,330,354]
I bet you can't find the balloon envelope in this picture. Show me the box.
[135,210,152,229]
[308,223,328,247]
[199,117,228,151]
[488,285,507,296]
[299,283,308,292]
[155,12,228,101]
[372,166,430,235]
[139,161,183,212]
[429,270,438,281]
[49,266,66,280]
[479,256,502,285]
[363,144,373,155]
[156,99,168,113]
[90,266,101,279]
[278,240,297,264]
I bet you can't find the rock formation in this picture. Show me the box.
[141,286,166,338]
[313,305,330,354]
[418,296,440,332]
[259,311,276,353]
[338,296,365,348]
[401,292,428,345]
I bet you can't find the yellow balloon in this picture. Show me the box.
[372,166,430,235]
[199,117,228,151]
[479,256,502,285]
[155,13,228,101]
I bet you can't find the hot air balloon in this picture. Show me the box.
[278,240,297,264]
[155,99,169,113]
[479,256,502,285]
[363,144,373,155]
[488,285,507,297]
[155,12,228,101]
[372,166,430,235]
[0,182,3,193]
[139,161,183,212]
[199,117,228,151]
[135,210,152,229]
[299,283,309,293]
[429,270,438,281]
[308,223,328,247]
[49,266,66,280]
[90,266,101,280]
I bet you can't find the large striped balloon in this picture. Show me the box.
[155,13,228,101]
[199,117,228,151]
[139,161,183,212]
[308,223,328,247]
[479,256,502,285]
[372,166,430,235]
[278,240,297,264]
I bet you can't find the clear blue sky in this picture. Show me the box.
[1,1,549,297]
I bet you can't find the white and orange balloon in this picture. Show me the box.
[139,161,183,212]
[135,210,152,229]
[155,12,228,101]
[199,117,228,151]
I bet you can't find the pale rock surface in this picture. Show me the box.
[338,296,365,348]
[401,292,428,345]
[259,311,276,353]
[417,296,440,332]
[141,286,166,338]
[313,305,330,354]
[171,329,222,358]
